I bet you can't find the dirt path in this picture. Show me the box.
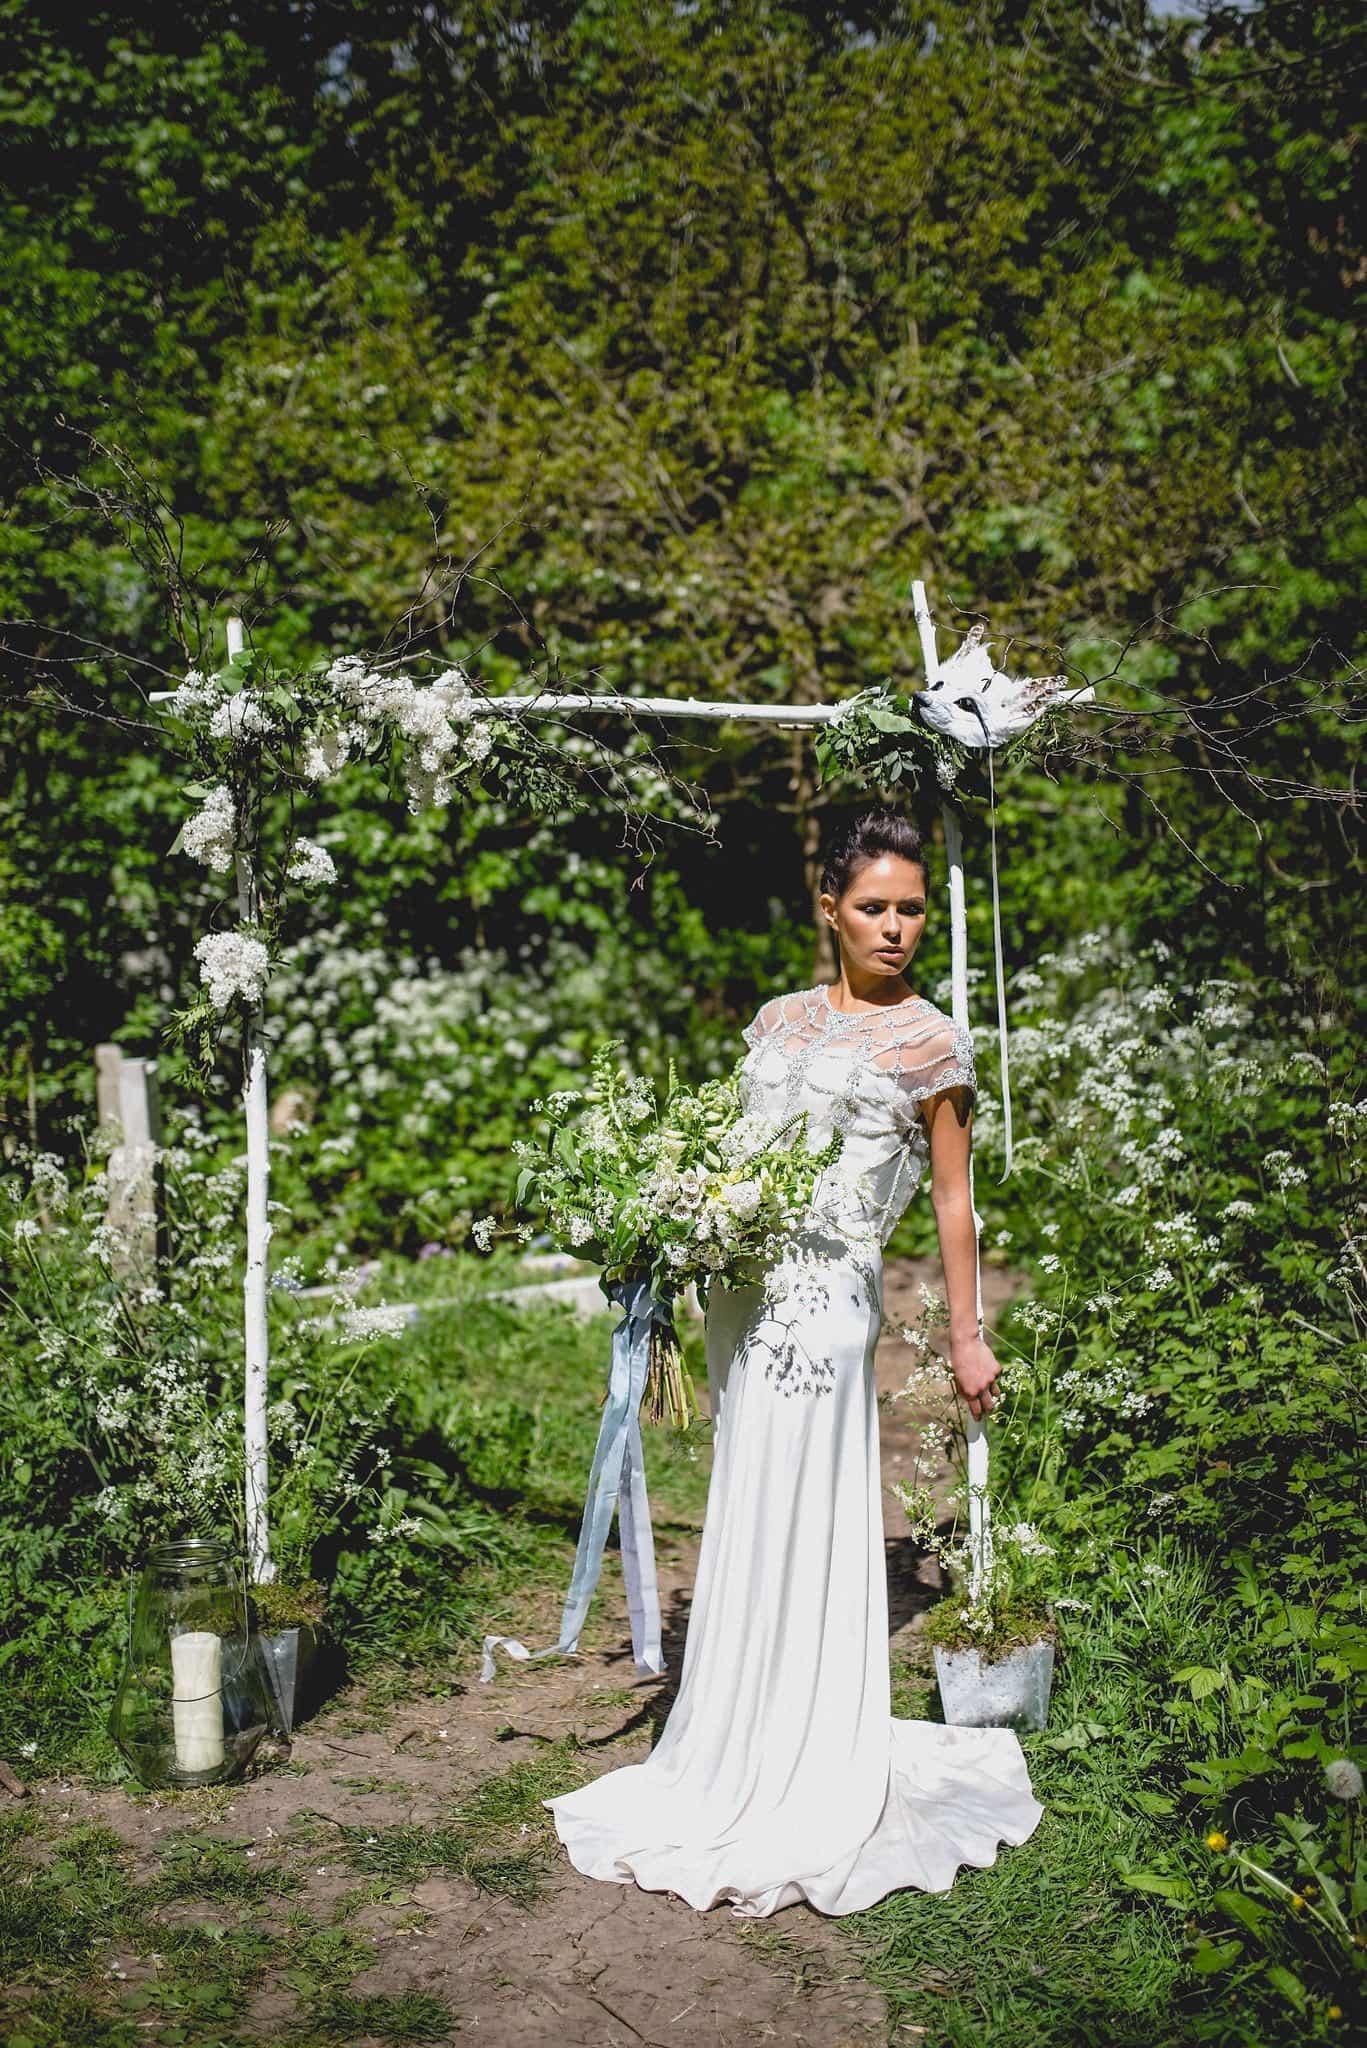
[11,1254,1022,2048]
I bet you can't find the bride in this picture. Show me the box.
[544,808,1044,1917]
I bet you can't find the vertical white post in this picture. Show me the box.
[227,613,274,1586]
[941,801,992,1599]
[911,579,940,688]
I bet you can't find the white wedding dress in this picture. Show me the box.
[543,984,1044,1917]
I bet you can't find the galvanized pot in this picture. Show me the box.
[933,1639,1055,1734]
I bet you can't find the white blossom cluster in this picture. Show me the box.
[1327,1097,1367,1143]
[1054,1356,1153,1436]
[1263,1148,1309,1192]
[338,1303,414,1341]
[286,837,338,888]
[181,784,238,871]
[194,930,271,1012]
[209,690,273,742]
[166,667,216,714]
[310,656,490,812]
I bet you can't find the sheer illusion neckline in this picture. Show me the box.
[818,983,933,1021]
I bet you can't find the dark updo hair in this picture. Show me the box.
[819,809,931,901]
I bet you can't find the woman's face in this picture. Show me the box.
[820,852,928,983]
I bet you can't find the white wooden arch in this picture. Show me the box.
[172,588,1094,1602]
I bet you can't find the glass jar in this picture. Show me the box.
[108,1538,272,1788]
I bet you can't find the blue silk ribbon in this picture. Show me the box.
[480,1272,669,1683]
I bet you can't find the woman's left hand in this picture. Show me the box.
[948,1331,1001,1420]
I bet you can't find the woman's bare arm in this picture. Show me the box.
[924,1093,1000,1419]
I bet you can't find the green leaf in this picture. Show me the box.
[1191,1938,1243,1974]
[1172,1665,1226,1700]
[1213,1888,1271,1934]
[1118,1871,1194,1904]
[1128,1789,1176,1816]
[553,1126,579,1171]
[1265,1965,1307,2010]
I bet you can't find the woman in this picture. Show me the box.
[544,809,1043,1916]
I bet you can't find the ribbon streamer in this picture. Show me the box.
[986,745,1014,1182]
[481,1273,669,1683]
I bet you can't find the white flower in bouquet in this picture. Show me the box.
[718,1177,763,1222]
[486,1037,843,1426]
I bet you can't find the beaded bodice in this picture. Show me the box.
[739,984,977,1250]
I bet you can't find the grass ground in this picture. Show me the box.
[2,1256,1244,2047]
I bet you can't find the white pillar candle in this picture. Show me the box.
[170,1630,225,1772]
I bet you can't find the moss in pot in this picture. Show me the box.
[248,1576,329,1739]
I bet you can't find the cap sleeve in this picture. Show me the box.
[740,994,786,1051]
[892,1013,977,1132]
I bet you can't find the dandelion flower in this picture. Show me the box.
[1205,1830,1228,1852]
[1325,1757,1363,1801]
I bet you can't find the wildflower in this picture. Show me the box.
[1205,1830,1228,1852]
[339,1304,413,1340]
[11,1218,40,1242]
[1013,1300,1059,1333]
[471,1216,497,1252]
[1143,1263,1174,1291]
[1325,1758,1364,1801]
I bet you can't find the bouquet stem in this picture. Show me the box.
[647,1312,701,1431]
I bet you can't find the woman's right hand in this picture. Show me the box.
[948,1331,1000,1421]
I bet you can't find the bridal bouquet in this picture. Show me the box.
[484,1039,843,1426]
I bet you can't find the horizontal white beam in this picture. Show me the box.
[146,685,842,723]
[476,693,840,723]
